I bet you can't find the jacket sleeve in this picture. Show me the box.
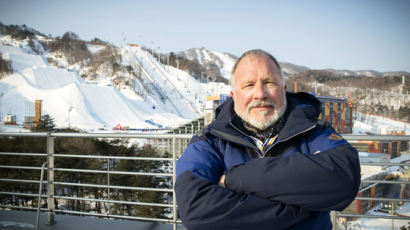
[224,126,361,212]
[175,137,310,230]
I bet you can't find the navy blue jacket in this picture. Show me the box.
[175,92,361,230]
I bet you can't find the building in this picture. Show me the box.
[316,95,353,134]
[4,114,16,125]
[23,116,36,129]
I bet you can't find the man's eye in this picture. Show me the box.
[265,82,278,87]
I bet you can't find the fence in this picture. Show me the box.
[0,132,409,230]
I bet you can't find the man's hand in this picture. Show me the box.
[218,174,226,188]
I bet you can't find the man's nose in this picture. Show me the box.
[253,82,266,100]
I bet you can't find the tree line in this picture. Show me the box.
[0,53,13,78]
[286,71,410,122]
[144,47,228,84]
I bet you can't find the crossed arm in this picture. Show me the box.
[223,144,361,211]
[175,140,310,230]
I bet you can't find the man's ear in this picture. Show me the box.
[284,84,287,91]
[230,90,235,100]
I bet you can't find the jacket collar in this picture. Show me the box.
[207,92,321,145]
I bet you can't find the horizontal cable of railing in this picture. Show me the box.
[0,178,47,184]
[52,181,173,192]
[1,131,408,140]
[52,195,173,208]
[354,197,410,202]
[0,152,174,161]
[52,167,173,177]
[52,209,182,224]
[0,205,48,211]
[360,162,410,167]
[0,191,47,198]
[53,154,173,161]
[361,179,410,184]
[336,213,410,220]
[0,204,182,224]
[0,152,47,157]
[0,165,43,170]
[0,166,173,177]
[0,178,172,192]
[342,134,410,141]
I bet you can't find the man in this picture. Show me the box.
[175,49,361,230]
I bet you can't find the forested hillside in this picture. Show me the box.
[286,71,410,122]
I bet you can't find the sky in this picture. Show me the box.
[0,0,409,72]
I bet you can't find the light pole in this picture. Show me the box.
[176,59,179,80]
[157,46,161,62]
[0,93,3,124]
[68,106,73,128]
[151,41,154,56]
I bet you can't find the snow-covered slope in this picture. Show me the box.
[0,36,203,131]
[175,48,236,80]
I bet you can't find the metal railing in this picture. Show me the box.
[0,132,409,230]
[0,132,191,230]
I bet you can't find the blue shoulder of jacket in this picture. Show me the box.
[176,130,224,184]
[308,121,351,153]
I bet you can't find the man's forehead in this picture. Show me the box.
[240,54,276,66]
[234,55,281,81]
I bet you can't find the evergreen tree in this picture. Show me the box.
[32,114,56,131]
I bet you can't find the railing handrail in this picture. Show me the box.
[1,131,409,141]
[0,131,193,139]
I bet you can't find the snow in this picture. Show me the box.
[86,44,105,54]
[211,50,236,79]
[339,202,410,230]
[0,37,202,131]
[0,35,241,131]
[0,221,34,229]
[353,113,410,135]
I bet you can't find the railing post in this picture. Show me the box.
[391,201,395,230]
[107,158,111,210]
[331,211,337,230]
[47,132,55,225]
[172,137,178,230]
[35,162,48,230]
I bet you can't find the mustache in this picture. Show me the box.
[247,100,276,110]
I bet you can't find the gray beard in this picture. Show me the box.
[234,98,287,131]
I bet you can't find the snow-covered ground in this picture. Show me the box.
[353,112,410,135]
[339,202,410,230]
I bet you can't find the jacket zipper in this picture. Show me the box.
[229,121,262,158]
[229,121,317,158]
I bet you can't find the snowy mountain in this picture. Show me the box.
[0,27,230,131]
[174,48,237,80]
[174,48,410,79]
[174,48,312,78]
[323,68,410,78]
